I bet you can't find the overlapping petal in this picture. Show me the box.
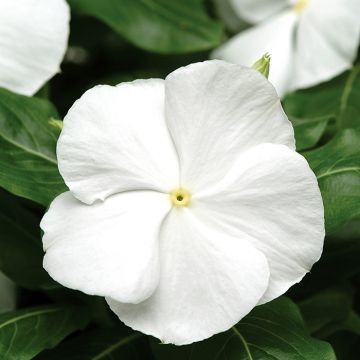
[292,0,360,90]
[107,209,270,345]
[229,0,291,23]
[0,0,70,96]
[193,143,324,304]
[58,80,179,204]
[212,12,297,96]
[165,60,295,193]
[41,191,171,304]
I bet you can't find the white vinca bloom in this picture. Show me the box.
[0,0,70,96]
[213,0,360,96]
[41,61,325,345]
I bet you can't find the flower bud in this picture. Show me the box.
[48,118,63,131]
[252,53,271,78]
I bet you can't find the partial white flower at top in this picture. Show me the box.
[40,60,325,345]
[0,0,70,96]
[212,0,360,96]
[0,272,16,314]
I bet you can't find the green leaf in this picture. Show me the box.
[68,0,223,54]
[305,129,360,233]
[0,88,67,206]
[35,328,149,360]
[152,297,336,360]
[0,190,57,290]
[298,284,354,335]
[283,64,360,150]
[288,115,332,151]
[337,63,360,129]
[311,219,360,285]
[0,305,90,360]
[321,219,360,281]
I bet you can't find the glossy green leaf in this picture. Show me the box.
[283,64,360,150]
[0,88,67,206]
[152,297,336,360]
[298,285,353,335]
[68,0,223,54]
[0,305,90,360]
[0,190,57,290]
[305,129,360,233]
[289,115,332,151]
[35,328,149,360]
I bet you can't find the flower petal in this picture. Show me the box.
[58,80,179,204]
[229,0,291,23]
[107,209,270,345]
[0,0,70,96]
[291,0,360,90]
[0,272,16,313]
[212,12,297,96]
[41,191,170,304]
[194,143,324,304]
[165,60,294,192]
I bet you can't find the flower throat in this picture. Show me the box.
[170,188,191,207]
[294,0,309,12]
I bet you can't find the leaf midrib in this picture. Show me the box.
[231,327,254,360]
[0,131,57,165]
[0,308,61,330]
[317,167,360,180]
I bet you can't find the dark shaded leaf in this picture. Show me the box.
[68,0,223,54]
[298,284,353,335]
[0,305,90,360]
[35,328,150,360]
[0,88,66,206]
[288,219,360,299]
[0,190,57,290]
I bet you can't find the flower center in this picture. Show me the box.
[170,188,191,207]
[294,0,309,12]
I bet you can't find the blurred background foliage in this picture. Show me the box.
[0,0,360,359]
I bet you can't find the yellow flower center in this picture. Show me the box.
[294,0,309,12]
[170,188,191,207]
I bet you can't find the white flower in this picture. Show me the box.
[41,60,324,345]
[0,272,16,314]
[0,0,70,96]
[212,0,360,96]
